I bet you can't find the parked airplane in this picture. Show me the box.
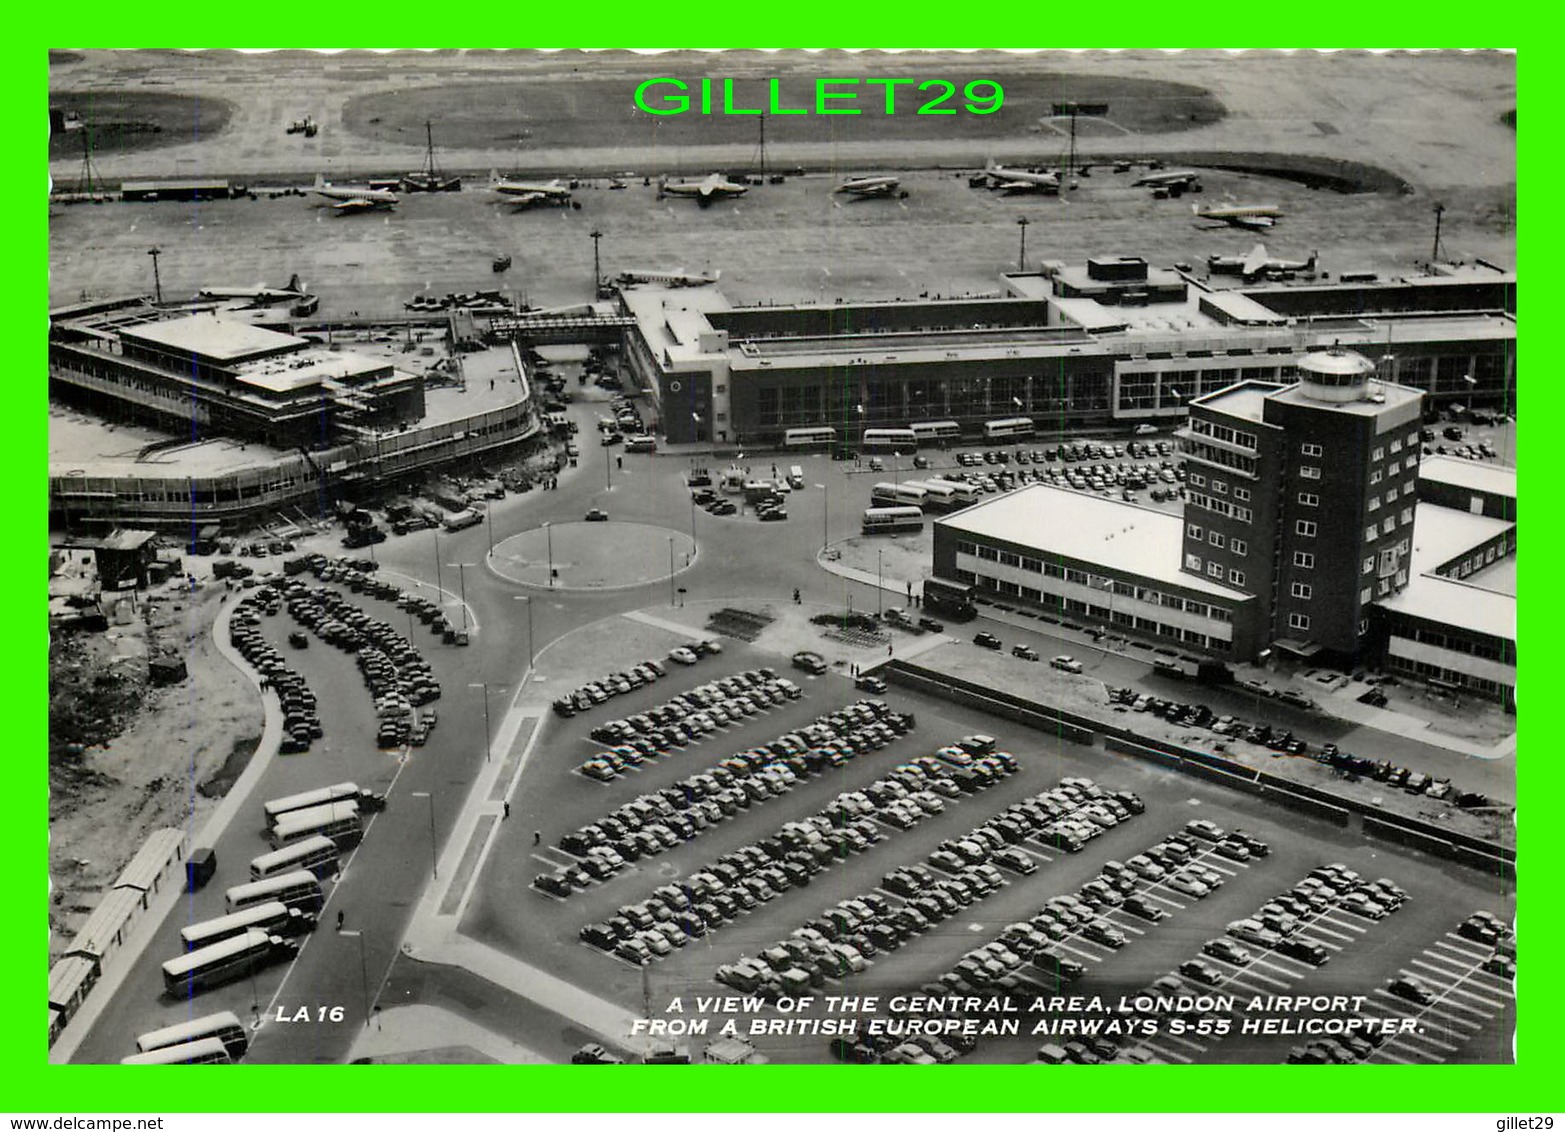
[312,174,397,212]
[1134,169,1203,189]
[1193,202,1284,231]
[982,160,1060,194]
[835,175,902,199]
[1208,243,1318,279]
[658,173,749,206]
[194,274,308,303]
[489,170,574,207]
[615,268,721,287]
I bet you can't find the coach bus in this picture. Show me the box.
[161,929,298,1000]
[262,783,383,829]
[910,420,962,445]
[925,477,980,506]
[861,507,925,535]
[900,480,958,512]
[870,482,928,510]
[180,901,318,952]
[250,834,340,882]
[121,1036,234,1065]
[782,426,837,451]
[860,428,918,454]
[922,578,978,621]
[224,870,324,916]
[134,1010,249,1061]
[983,416,1035,441]
[269,801,364,852]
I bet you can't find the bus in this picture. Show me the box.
[269,802,364,852]
[910,420,962,445]
[782,426,837,451]
[121,1036,234,1065]
[923,578,978,622]
[925,477,980,506]
[263,783,383,829]
[135,1010,249,1061]
[983,416,1035,441]
[224,870,324,916]
[861,507,925,535]
[860,428,918,454]
[250,835,340,882]
[870,482,928,509]
[901,480,959,512]
[180,901,318,952]
[161,929,299,1000]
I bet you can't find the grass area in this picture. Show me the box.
[47,90,236,159]
[341,73,1225,155]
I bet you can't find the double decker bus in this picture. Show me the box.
[983,416,1035,441]
[923,577,978,621]
[250,834,340,881]
[224,870,324,916]
[782,426,837,451]
[910,420,962,445]
[860,427,918,454]
[860,507,925,535]
[121,1036,233,1065]
[870,482,928,510]
[161,929,298,999]
[134,1011,249,1061]
[180,900,318,952]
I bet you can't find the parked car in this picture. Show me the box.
[1050,656,1084,674]
[973,632,1002,650]
[584,508,609,522]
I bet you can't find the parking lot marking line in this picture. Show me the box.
[1371,1050,1417,1065]
[1395,1032,1459,1054]
[1467,973,1514,998]
[1057,942,1106,963]
[1439,934,1495,959]
[1145,1045,1193,1064]
[1409,953,1471,977]
[1437,982,1506,1011]
[1318,915,1368,934]
[1162,1034,1205,1053]
[1148,892,1185,910]
[1305,922,1353,942]
[1254,956,1308,978]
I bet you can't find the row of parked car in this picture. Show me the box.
[536,699,917,896]
[230,593,320,754]
[578,667,802,779]
[552,656,676,719]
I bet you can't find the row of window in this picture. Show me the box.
[1188,492,1254,523]
[1190,417,1259,450]
[1187,473,1252,502]
[953,543,1235,623]
[1184,441,1258,477]
[965,575,1230,652]
[1186,524,1249,557]
[1385,655,1509,697]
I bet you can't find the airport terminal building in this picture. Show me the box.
[621,258,1513,448]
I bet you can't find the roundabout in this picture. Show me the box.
[488,521,697,591]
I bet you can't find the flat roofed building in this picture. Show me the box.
[1416,454,1517,521]
[933,484,1259,659]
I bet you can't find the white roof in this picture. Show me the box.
[1419,454,1517,499]
[122,313,303,362]
[1406,506,1514,576]
[1379,574,1515,642]
[937,483,1252,600]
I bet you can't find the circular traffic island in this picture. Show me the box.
[490,521,696,591]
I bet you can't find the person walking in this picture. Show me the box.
[336,910,345,931]
[534,830,542,846]
[503,801,511,819]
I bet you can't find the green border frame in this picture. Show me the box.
[24,27,1546,1114]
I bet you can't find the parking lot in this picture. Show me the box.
[455,630,1513,1065]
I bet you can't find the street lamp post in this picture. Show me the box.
[668,537,676,606]
[410,791,437,879]
[514,595,534,670]
[544,522,554,587]
[339,930,371,1028]
[816,483,828,554]
[877,549,885,617]
[432,531,443,612]
[606,443,613,491]
[485,505,495,560]
[1016,217,1029,272]
[468,682,504,762]
[447,563,470,630]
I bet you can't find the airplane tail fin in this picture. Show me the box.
[1308,251,1318,271]
[313,173,325,190]
[489,168,500,185]
[285,273,302,293]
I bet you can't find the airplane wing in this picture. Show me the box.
[1231,215,1274,230]
[1242,244,1270,277]
[332,198,379,212]
[504,191,546,208]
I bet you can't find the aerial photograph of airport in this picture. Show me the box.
[47,48,1516,1067]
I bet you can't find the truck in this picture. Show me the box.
[263,783,386,829]
[443,509,483,532]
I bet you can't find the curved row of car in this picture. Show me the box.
[229,591,320,754]
[536,699,916,897]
